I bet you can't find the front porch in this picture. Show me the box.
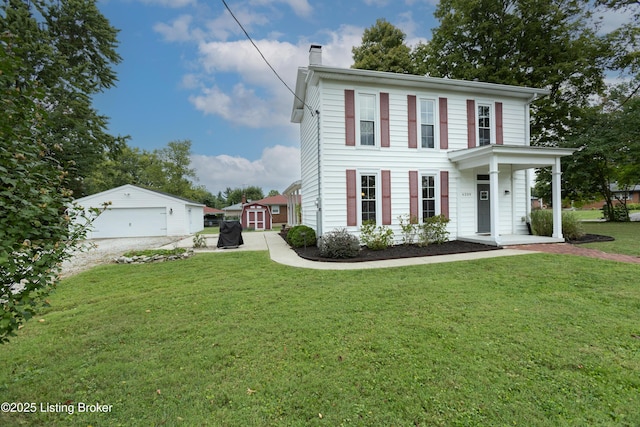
[458,233,565,247]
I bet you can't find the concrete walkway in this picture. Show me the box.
[162,232,537,270]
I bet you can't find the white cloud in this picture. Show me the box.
[139,0,196,8]
[249,0,313,17]
[189,83,282,128]
[191,145,301,193]
[153,14,194,42]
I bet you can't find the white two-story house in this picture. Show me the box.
[291,45,575,246]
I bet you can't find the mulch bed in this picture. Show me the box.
[279,231,615,263]
[280,231,500,263]
[566,234,615,244]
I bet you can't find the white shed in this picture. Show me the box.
[75,184,205,238]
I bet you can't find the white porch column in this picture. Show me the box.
[552,157,563,239]
[489,156,500,244]
[525,169,532,220]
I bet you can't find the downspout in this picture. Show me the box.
[315,109,322,237]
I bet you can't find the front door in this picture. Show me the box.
[477,183,491,233]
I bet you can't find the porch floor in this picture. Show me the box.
[458,234,565,247]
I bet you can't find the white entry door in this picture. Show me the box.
[247,209,266,230]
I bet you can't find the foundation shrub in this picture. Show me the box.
[318,228,360,259]
[359,220,394,250]
[286,225,316,248]
[417,214,450,246]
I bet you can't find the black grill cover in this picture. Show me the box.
[217,221,244,248]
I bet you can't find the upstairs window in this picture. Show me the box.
[420,99,435,148]
[478,104,491,146]
[360,94,376,146]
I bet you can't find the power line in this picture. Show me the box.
[220,0,315,116]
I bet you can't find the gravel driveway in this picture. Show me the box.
[60,236,186,278]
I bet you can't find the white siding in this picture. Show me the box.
[298,72,534,242]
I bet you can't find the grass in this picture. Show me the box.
[1,230,639,426]
[581,221,640,256]
[199,226,220,235]
[570,209,640,221]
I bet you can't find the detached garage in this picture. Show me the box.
[75,184,204,238]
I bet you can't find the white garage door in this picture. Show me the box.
[90,207,167,238]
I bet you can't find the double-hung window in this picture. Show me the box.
[478,104,491,146]
[361,174,377,223]
[421,175,436,221]
[360,94,376,146]
[420,99,435,148]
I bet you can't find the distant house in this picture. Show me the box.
[204,206,225,227]
[75,184,204,238]
[290,45,576,246]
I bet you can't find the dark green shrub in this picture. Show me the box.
[286,225,316,248]
[318,228,360,259]
[602,204,630,222]
[359,220,394,250]
[417,214,450,246]
[530,209,585,239]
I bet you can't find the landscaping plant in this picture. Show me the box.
[318,228,360,259]
[359,220,394,250]
[417,214,450,246]
[286,225,317,248]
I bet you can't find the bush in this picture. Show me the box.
[192,233,207,248]
[398,214,419,244]
[286,225,317,248]
[359,220,394,250]
[602,204,630,222]
[318,229,360,259]
[530,209,585,239]
[417,215,450,246]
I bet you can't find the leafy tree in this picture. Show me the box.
[267,190,281,197]
[223,186,264,205]
[0,0,125,197]
[352,18,414,74]
[0,31,99,343]
[420,0,608,147]
[84,139,216,204]
[558,84,640,220]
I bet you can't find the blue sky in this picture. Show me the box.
[94,0,440,195]
[93,0,630,196]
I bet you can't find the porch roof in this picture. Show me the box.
[447,145,576,171]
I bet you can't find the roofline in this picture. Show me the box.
[292,65,550,122]
[75,184,205,207]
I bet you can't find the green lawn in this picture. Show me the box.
[1,233,639,426]
[582,221,640,256]
[570,209,640,221]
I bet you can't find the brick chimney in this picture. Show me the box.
[309,44,322,66]
[241,194,246,204]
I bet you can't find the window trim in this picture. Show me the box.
[358,171,381,225]
[419,172,440,223]
[477,102,493,146]
[419,98,437,150]
[271,205,280,215]
[356,92,379,148]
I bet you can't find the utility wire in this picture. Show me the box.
[221,0,315,116]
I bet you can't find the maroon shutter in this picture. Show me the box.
[345,90,355,146]
[380,93,390,148]
[440,171,449,219]
[346,169,357,226]
[495,102,503,145]
[467,99,476,148]
[408,95,417,149]
[409,171,419,220]
[382,170,391,225]
[439,97,448,149]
